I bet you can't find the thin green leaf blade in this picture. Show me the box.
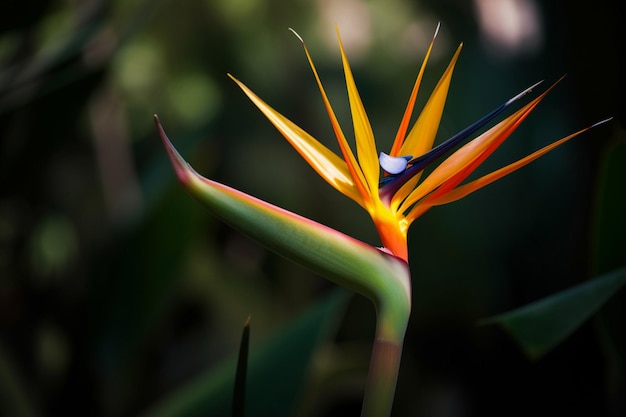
[141,290,348,417]
[232,316,251,417]
[482,267,626,359]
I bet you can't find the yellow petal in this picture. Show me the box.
[399,43,463,158]
[389,44,463,208]
[290,29,371,207]
[229,74,365,207]
[389,23,440,156]
[337,28,380,199]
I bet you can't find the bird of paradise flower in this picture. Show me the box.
[156,25,609,417]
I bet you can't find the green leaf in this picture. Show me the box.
[591,136,626,391]
[141,289,349,417]
[591,138,626,276]
[0,341,39,417]
[232,316,250,417]
[482,267,626,359]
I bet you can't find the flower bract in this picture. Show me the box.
[228,26,604,262]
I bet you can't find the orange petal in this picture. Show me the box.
[399,43,463,158]
[290,29,371,207]
[229,74,365,207]
[390,44,463,208]
[427,121,611,206]
[389,23,440,156]
[400,80,559,218]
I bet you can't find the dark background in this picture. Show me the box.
[1,0,624,416]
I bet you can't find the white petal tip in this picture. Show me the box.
[379,152,411,175]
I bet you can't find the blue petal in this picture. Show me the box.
[379,81,543,198]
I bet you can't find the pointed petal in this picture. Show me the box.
[386,43,462,207]
[427,120,612,206]
[156,115,410,305]
[380,80,544,207]
[289,29,371,207]
[407,80,544,170]
[389,23,440,156]
[228,74,364,207]
[337,28,380,198]
[400,80,558,218]
[399,43,463,158]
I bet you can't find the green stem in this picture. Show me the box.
[360,334,404,417]
[360,293,410,417]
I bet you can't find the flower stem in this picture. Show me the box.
[360,291,409,417]
[360,334,404,417]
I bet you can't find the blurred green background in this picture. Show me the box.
[1,0,624,416]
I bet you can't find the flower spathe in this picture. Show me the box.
[156,114,412,342]
[228,26,605,262]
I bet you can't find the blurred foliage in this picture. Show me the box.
[142,290,348,417]
[0,0,624,416]
[482,266,626,360]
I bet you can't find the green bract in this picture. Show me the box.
[156,115,411,342]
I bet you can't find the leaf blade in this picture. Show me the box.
[141,290,349,417]
[482,267,626,359]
